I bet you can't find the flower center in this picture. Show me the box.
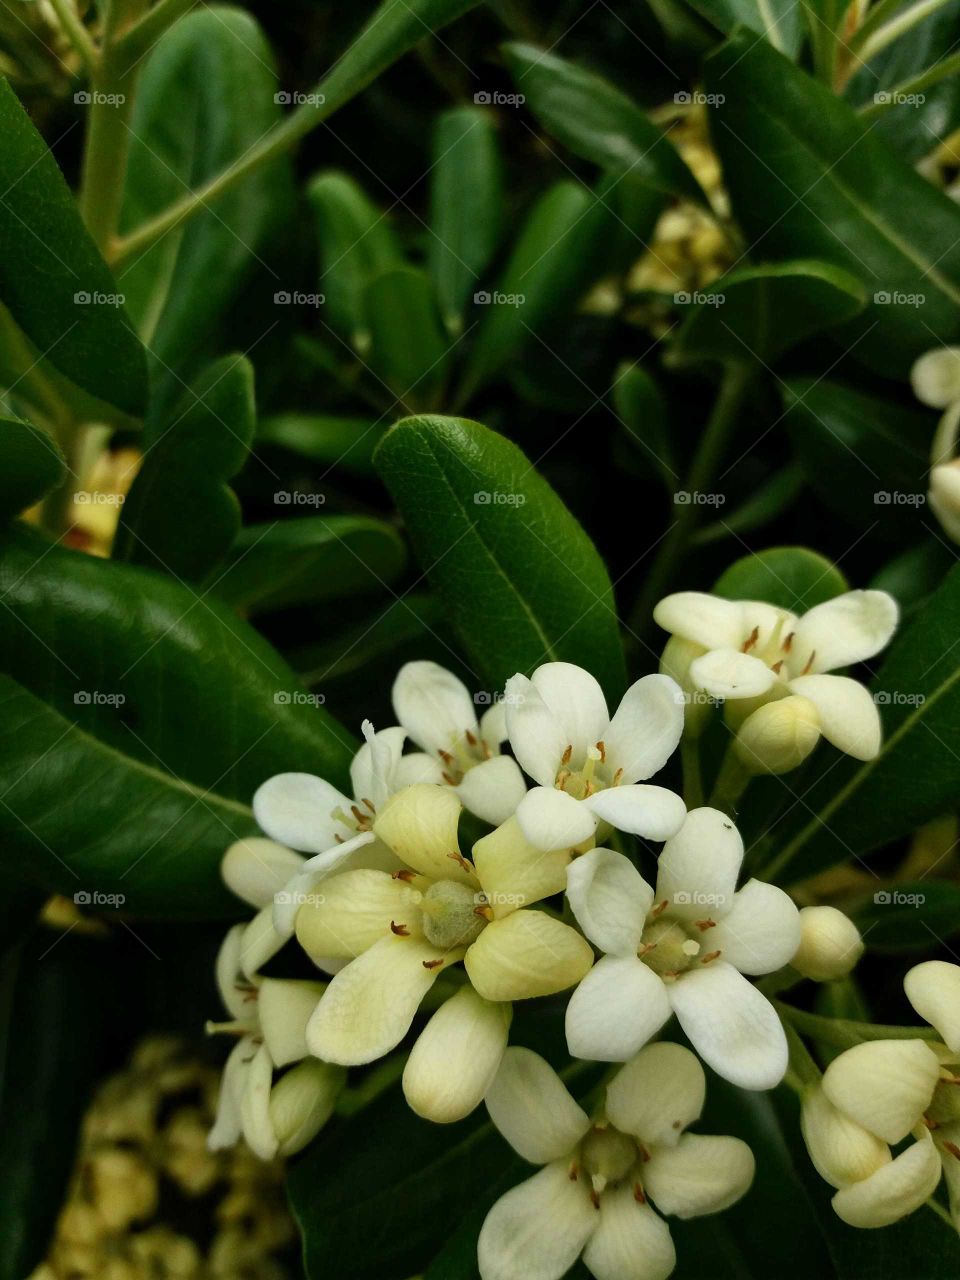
[740,613,814,679]
[638,909,721,979]
[330,798,377,836]
[419,879,488,950]
[437,731,492,785]
[579,1124,641,1198]
[556,742,621,799]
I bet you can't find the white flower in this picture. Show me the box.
[791,905,864,982]
[911,347,960,409]
[295,784,593,1106]
[477,1042,754,1280]
[653,589,898,769]
[563,808,799,1090]
[206,923,344,1159]
[503,662,687,851]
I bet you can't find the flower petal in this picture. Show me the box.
[270,1059,345,1156]
[305,934,460,1065]
[904,960,960,1054]
[485,1046,590,1162]
[653,592,746,649]
[565,848,652,955]
[564,955,671,1063]
[221,838,305,910]
[350,722,408,810]
[207,1035,254,1151]
[393,751,446,788]
[504,673,571,787]
[257,978,325,1067]
[239,1041,278,1161]
[391,660,478,755]
[800,1085,891,1189]
[477,1161,596,1280]
[655,807,743,921]
[473,815,572,918]
[295,868,422,960]
[465,910,594,1002]
[530,662,610,761]
[480,700,508,747]
[643,1132,755,1219]
[668,961,788,1090]
[403,987,512,1124]
[605,1042,705,1148]
[585,785,687,842]
[271,830,379,938]
[516,787,597,851]
[240,905,287,979]
[602,674,684,783]
[789,590,899,676]
[822,1039,941,1144]
[831,1135,941,1228]
[583,1186,675,1280]
[690,649,778,700]
[373,784,476,885]
[252,772,352,853]
[911,347,960,408]
[787,674,882,760]
[215,925,254,1020]
[457,755,528,826]
[708,879,802,976]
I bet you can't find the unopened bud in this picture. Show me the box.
[800,1085,890,1189]
[792,906,863,981]
[904,960,960,1055]
[929,462,960,544]
[403,986,511,1123]
[269,1060,345,1156]
[911,347,960,408]
[222,837,304,909]
[659,636,711,736]
[822,1039,940,1144]
[734,695,820,775]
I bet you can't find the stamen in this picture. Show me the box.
[561,744,573,765]
[439,749,455,765]
[596,740,606,763]
[612,767,624,786]
[465,729,478,747]
[633,1183,646,1204]
[783,631,794,652]
[568,1160,579,1181]
[637,942,658,957]
[390,921,409,936]
[801,650,816,675]
[362,797,376,813]
[441,771,458,786]
[650,900,669,918]
[447,850,473,873]
[944,1141,960,1160]
[741,626,760,653]
[422,958,444,970]
[474,905,494,921]
[393,869,416,882]
[701,949,722,965]
[694,919,716,931]
[590,1189,601,1209]
[771,660,784,675]
[351,804,366,825]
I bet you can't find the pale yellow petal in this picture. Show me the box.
[373,784,477,886]
[295,868,423,961]
[473,816,572,919]
[465,910,594,1002]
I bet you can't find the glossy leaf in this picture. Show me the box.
[871,540,955,616]
[290,593,447,686]
[113,354,255,580]
[704,30,960,376]
[211,516,407,614]
[0,416,66,517]
[673,260,867,365]
[694,464,804,545]
[375,415,627,701]
[0,80,146,415]
[365,268,450,409]
[258,413,385,474]
[686,0,804,56]
[713,546,848,610]
[850,880,960,950]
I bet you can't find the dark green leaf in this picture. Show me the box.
[713,546,849,610]
[211,516,407,615]
[686,0,804,56]
[704,30,960,377]
[693,464,804,545]
[113,355,255,580]
[258,413,385,474]
[290,593,447,686]
[673,260,866,365]
[613,362,676,489]
[0,80,146,415]
[365,268,450,409]
[871,540,955,616]
[0,416,66,516]
[849,880,960,950]
[375,415,626,701]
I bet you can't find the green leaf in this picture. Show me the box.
[258,413,385,474]
[871,540,955,616]
[118,8,289,407]
[0,526,354,914]
[0,80,146,415]
[713,546,849,611]
[113,355,255,580]
[783,379,931,535]
[429,106,503,331]
[673,260,867,365]
[686,0,804,55]
[375,415,626,701]
[211,517,407,615]
[505,43,705,203]
[0,416,66,516]
[693,464,804,545]
[365,268,450,409]
[289,593,447,686]
[613,362,676,490]
[308,171,403,348]
[704,29,960,377]
[850,880,960,950]
[764,562,960,885]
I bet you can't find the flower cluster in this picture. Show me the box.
[913,347,960,543]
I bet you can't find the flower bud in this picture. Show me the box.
[269,1060,345,1156]
[800,1085,890,1189]
[831,1133,941,1228]
[929,461,960,543]
[904,960,960,1054]
[660,636,711,736]
[911,347,960,408]
[792,906,864,981]
[222,838,304,909]
[734,695,820,775]
[822,1039,940,1144]
[403,986,511,1123]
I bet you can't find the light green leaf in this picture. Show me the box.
[258,413,385,474]
[365,268,450,410]
[686,0,805,55]
[713,545,849,610]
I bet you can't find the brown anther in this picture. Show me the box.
[596,740,606,763]
[695,918,717,932]
[771,660,784,675]
[393,869,416,882]
[561,744,573,765]
[351,804,366,824]
[482,740,492,760]
[801,650,816,675]
[612,767,624,786]
[442,771,458,786]
[637,942,658,957]
[633,1183,646,1204]
[651,899,669,918]
[741,626,760,654]
[448,850,473,872]
[390,920,410,936]
[590,1189,601,1209]
[568,1160,579,1181]
[439,749,455,765]
[701,950,722,965]
[924,1115,940,1130]
[637,1143,651,1163]
[583,780,596,798]
[783,632,794,652]
[334,833,344,843]
[944,1141,960,1160]
[556,769,571,789]
[662,970,680,980]
[465,729,478,747]
[474,905,494,921]
[672,1120,682,1129]
[422,958,444,970]
[362,797,376,813]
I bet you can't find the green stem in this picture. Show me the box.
[775,1001,939,1050]
[850,0,955,62]
[783,1020,822,1091]
[857,50,960,117]
[48,0,98,72]
[680,735,703,808]
[708,744,752,816]
[926,1196,954,1228]
[628,362,753,636]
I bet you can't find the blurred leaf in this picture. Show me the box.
[0,416,66,517]
[673,260,866,365]
[258,413,385,474]
[212,517,407,615]
[705,29,960,377]
[713,546,848,610]
[375,415,627,701]
[119,7,289,414]
[429,107,503,330]
[693,464,804,545]
[871,540,955,616]
[290,593,447,686]
[849,880,960,950]
[505,43,705,203]
[365,268,450,409]
[114,355,254,580]
[686,0,804,55]
[613,362,676,489]
[0,80,146,415]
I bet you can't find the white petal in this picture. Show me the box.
[787,674,882,761]
[477,1161,596,1280]
[822,1039,940,1144]
[605,1042,705,1148]
[221,838,305,909]
[832,1135,941,1228]
[800,1085,891,1189]
[690,649,777,700]
[504,673,569,787]
[653,592,746,649]
[708,879,802,976]
[465,911,594,1002]
[350,723,407,810]
[585,786,686,842]
[655,807,743,920]
[530,662,610,761]
[240,905,286,979]
[215,925,254,1020]
[789,591,899,676]
[668,961,788,1090]
[271,830,378,938]
[565,955,672,1063]
[905,961,960,1053]
[403,987,512,1123]
[602,674,684,783]
[392,751,446,788]
[565,848,652,955]
[207,1035,255,1151]
[480,700,508,747]
[516,787,597,851]
[373,784,476,885]
[391,660,478,755]
[644,1132,755,1218]
[582,1185,675,1280]
[305,934,459,1065]
[457,755,528,826]
[252,772,352,853]
[257,978,325,1066]
[485,1046,590,1163]
[910,347,960,408]
[239,1041,278,1161]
